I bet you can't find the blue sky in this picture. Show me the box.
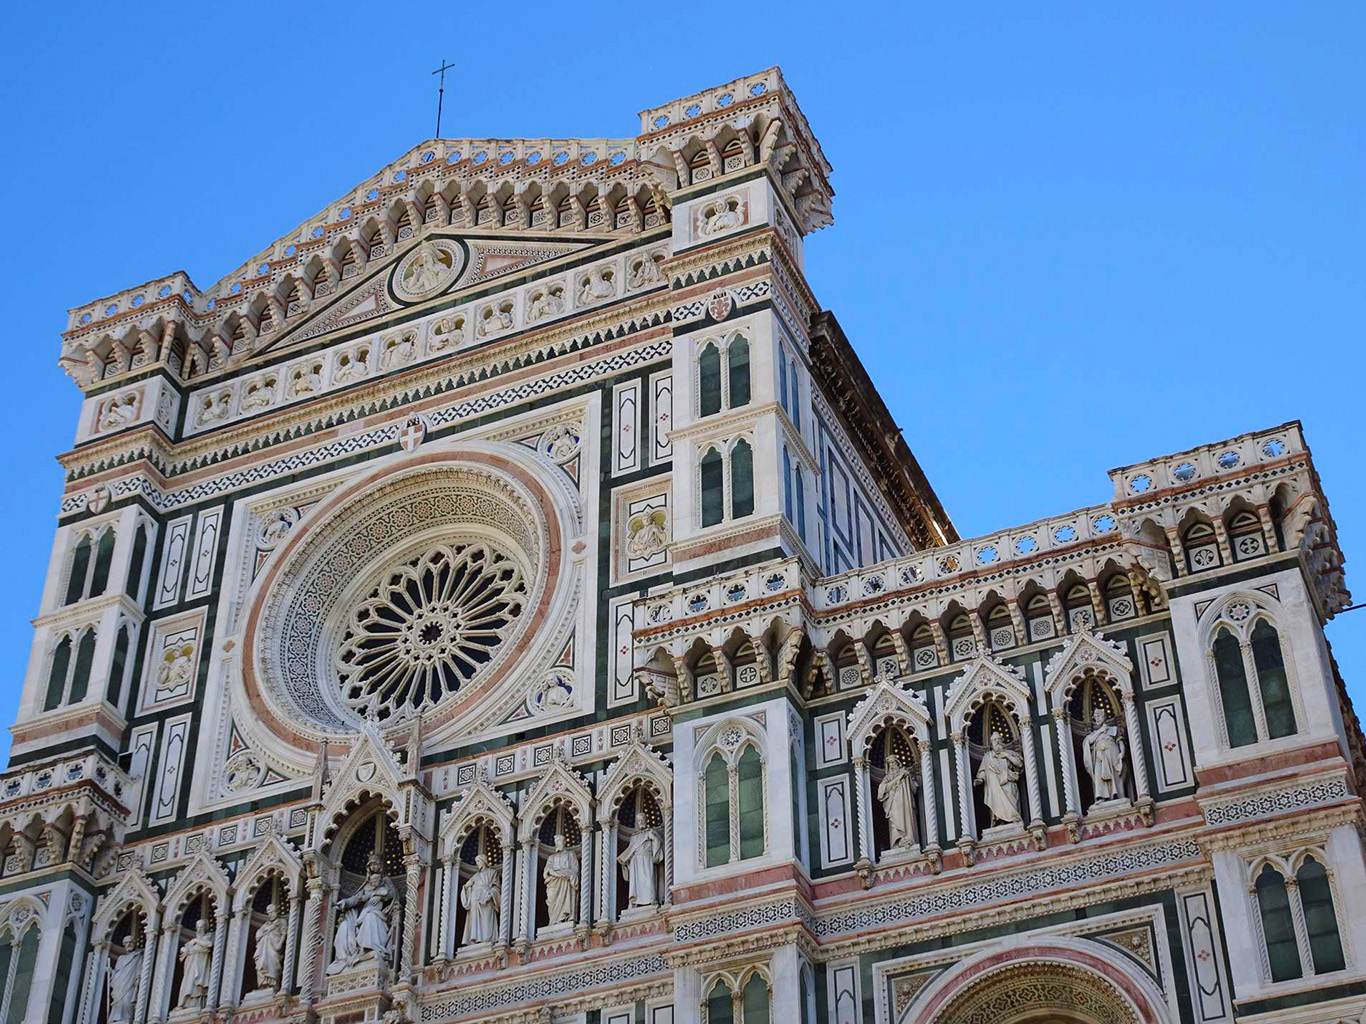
[0,3,1360,762]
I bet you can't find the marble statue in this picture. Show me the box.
[252,903,286,989]
[1082,707,1127,802]
[176,919,213,1009]
[617,826,663,908]
[460,853,501,944]
[974,733,1024,827]
[542,834,579,925]
[877,754,919,848]
[327,855,397,974]
[107,949,142,1024]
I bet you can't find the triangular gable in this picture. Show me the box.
[943,654,1032,730]
[319,726,408,827]
[847,679,931,755]
[231,834,304,911]
[288,280,395,346]
[92,868,160,936]
[517,751,593,842]
[163,850,231,917]
[463,239,596,286]
[598,732,673,817]
[440,769,517,855]
[1042,625,1134,701]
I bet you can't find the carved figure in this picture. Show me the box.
[380,333,415,369]
[617,826,663,908]
[877,754,919,849]
[974,733,1024,827]
[629,255,663,289]
[107,948,142,1024]
[100,394,139,431]
[542,834,579,925]
[526,289,563,322]
[578,271,614,303]
[327,855,397,974]
[252,903,286,989]
[702,198,743,236]
[1082,707,1127,802]
[240,380,275,412]
[459,853,500,944]
[533,672,573,712]
[626,509,669,560]
[405,244,449,294]
[176,919,213,1009]
[156,644,195,695]
[289,364,322,397]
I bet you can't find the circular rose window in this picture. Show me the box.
[335,542,527,722]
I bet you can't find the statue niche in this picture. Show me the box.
[533,805,582,938]
[614,783,665,917]
[169,894,218,1014]
[1069,672,1133,812]
[966,697,1027,834]
[454,824,503,950]
[326,809,402,980]
[103,909,147,1024]
[240,874,289,999]
[869,726,922,857]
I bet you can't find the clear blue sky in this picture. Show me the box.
[0,4,1360,762]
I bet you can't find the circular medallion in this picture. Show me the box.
[392,240,463,302]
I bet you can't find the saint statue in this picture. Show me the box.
[156,645,194,695]
[252,903,287,990]
[877,754,919,849]
[327,854,397,974]
[702,200,743,235]
[176,919,213,1009]
[617,826,663,908]
[380,334,414,369]
[629,255,663,289]
[459,853,501,945]
[1082,707,1127,803]
[405,244,449,294]
[626,510,669,560]
[542,834,579,925]
[974,733,1024,827]
[107,948,142,1024]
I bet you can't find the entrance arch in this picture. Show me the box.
[904,938,1174,1024]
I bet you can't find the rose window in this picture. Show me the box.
[335,542,527,722]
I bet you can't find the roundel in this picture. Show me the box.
[391,239,464,302]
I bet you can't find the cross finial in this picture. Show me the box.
[432,60,457,137]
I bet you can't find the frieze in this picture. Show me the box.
[1200,776,1351,828]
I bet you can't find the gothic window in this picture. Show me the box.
[1256,864,1301,981]
[986,604,1015,652]
[782,449,794,523]
[1229,510,1267,562]
[1212,628,1257,747]
[1183,522,1221,573]
[707,980,734,1024]
[947,614,975,662]
[125,524,148,601]
[697,439,756,529]
[793,463,807,542]
[1208,600,1300,749]
[64,527,115,606]
[107,623,133,709]
[700,725,766,868]
[1296,856,1346,974]
[0,923,39,1024]
[742,972,770,1022]
[909,624,938,673]
[700,447,725,528]
[1063,584,1094,633]
[44,628,96,710]
[696,335,751,417]
[1105,574,1136,621]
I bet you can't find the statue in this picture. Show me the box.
[459,853,501,944]
[107,948,142,1024]
[974,733,1024,827]
[877,754,919,849]
[176,919,213,1009]
[1082,707,1127,803]
[380,333,414,369]
[533,673,574,712]
[702,199,743,236]
[240,381,274,412]
[617,826,663,908]
[629,255,663,289]
[101,394,138,431]
[542,834,579,925]
[526,289,563,322]
[289,363,322,396]
[626,509,669,560]
[578,271,614,304]
[405,244,449,294]
[155,644,195,696]
[327,855,397,974]
[252,903,287,989]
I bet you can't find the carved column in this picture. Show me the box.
[577,819,593,932]
[852,756,874,869]
[296,873,324,1003]
[1284,877,1317,978]
[1019,721,1044,832]
[497,842,515,952]
[595,822,615,928]
[219,907,247,1008]
[1052,708,1082,828]
[207,910,228,1010]
[132,908,159,1024]
[436,856,455,962]
[1120,692,1153,820]
[400,850,423,979]
[280,881,302,997]
[662,813,675,907]
[918,743,941,857]
[74,939,107,1024]
[0,935,20,1024]
[952,733,975,852]
[146,922,175,1024]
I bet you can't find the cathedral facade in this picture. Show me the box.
[6,67,1363,1024]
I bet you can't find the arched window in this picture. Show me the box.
[125,524,148,601]
[986,605,1014,652]
[700,447,725,528]
[64,535,92,606]
[1255,864,1302,982]
[737,746,763,859]
[1212,629,1257,747]
[1296,857,1345,975]
[707,980,734,1024]
[704,752,729,868]
[728,337,751,408]
[731,440,754,519]
[44,636,73,711]
[793,464,807,542]
[698,344,722,417]
[69,628,97,704]
[107,624,132,708]
[1229,510,1266,562]
[782,449,794,523]
[1025,594,1055,642]
[1251,621,1295,739]
[3,925,39,1024]
[741,973,770,1023]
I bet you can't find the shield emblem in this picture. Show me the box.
[399,415,427,452]
[707,289,733,322]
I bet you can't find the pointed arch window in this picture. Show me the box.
[68,630,97,704]
[107,624,133,708]
[44,636,73,712]
[696,334,751,418]
[737,746,763,859]
[90,529,115,598]
[699,344,722,417]
[125,524,148,601]
[704,752,729,868]
[1210,604,1300,748]
[741,973,770,1023]
[697,439,757,529]
[1212,628,1258,748]
[1256,864,1302,982]
[1251,621,1295,739]
[700,448,725,528]
[701,732,766,868]
[707,980,734,1024]
[727,337,751,408]
[64,536,92,606]
[731,440,754,519]
[1297,857,1345,974]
